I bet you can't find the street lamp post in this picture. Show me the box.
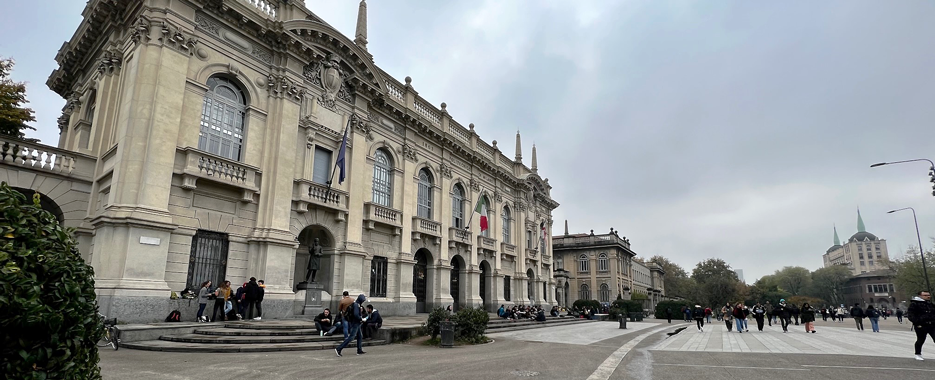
[871,159,935,196]
[887,207,932,293]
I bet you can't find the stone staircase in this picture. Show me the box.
[122,320,388,353]
[485,315,594,334]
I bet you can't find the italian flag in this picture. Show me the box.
[474,196,488,232]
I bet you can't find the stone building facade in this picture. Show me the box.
[823,211,891,275]
[843,270,906,310]
[20,0,559,322]
[552,225,664,309]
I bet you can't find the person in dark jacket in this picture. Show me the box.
[791,304,801,325]
[665,308,672,323]
[315,308,339,336]
[907,291,935,361]
[775,299,792,333]
[850,303,865,331]
[244,277,260,320]
[896,308,905,324]
[752,303,767,332]
[254,280,265,320]
[764,301,774,326]
[800,303,816,333]
[866,305,881,332]
[335,294,367,357]
[693,305,705,332]
[234,282,247,319]
[363,305,383,339]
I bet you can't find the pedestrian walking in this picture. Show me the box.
[722,304,734,332]
[752,303,766,332]
[776,299,792,333]
[896,308,905,324]
[693,304,705,332]
[338,291,353,338]
[733,303,748,333]
[764,301,774,326]
[837,305,847,322]
[255,280,265,320]
[705,307,712,324]
[866,305,881,332]
[335,293,368,357]
[850,303,865,331]
[820,307,828,322]
[196,280,212,322]
[791,303,800,325]
[665,308,672,324]
[907,291,935,361]
[801,303,816,333]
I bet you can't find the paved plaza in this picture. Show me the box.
[99,318,935,380]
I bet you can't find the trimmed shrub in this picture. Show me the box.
[0,183,102,379]
[572,299,601,311]
[420,307,450,339]
[654,300,693,319]
[452,307,489,343]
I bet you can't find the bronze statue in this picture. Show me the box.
[305,238,323,283]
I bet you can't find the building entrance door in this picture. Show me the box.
[413,250,428,313]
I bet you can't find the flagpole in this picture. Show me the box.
[323,117,351,201]
[465,187,481,230]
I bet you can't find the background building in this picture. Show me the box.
[823,211,891,275]
[843,269,906,310]
[1,0,558,322]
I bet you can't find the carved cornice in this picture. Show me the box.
[158,21,199,55]
[351,114,373,141]
[265,73,306,102]
[97,48,123,75]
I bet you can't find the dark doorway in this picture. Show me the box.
[450,256,462,311]
[413,249,429,313]
[480,260,490,310]
[527,268,535,303]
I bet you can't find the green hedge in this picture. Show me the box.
[0,183,102,379]
[654,300,693,319]
[572,299,601,311]
[452,307,489,344]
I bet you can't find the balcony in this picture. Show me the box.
[364,202,402,231]
[0,136,95,182]
[448,227,473,249]
[177,148,260,202]
[477,236,497,251]
[500,242,516,257]
[292,179,348,217]
[412,217,442,243]
[525,248,538,260]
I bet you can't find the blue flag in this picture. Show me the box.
[335,124,349,184]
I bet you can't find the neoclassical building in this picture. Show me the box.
[3,0,559,322]
[552,224,665,310]
[823,211,891,275]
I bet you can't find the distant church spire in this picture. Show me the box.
[355,0,368,50]
[833,225,840,246]
[515,131,523,162]
[857,209,866,233]
[531,143,538,173]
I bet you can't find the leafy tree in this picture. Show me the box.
[0,58,37,141]
[0,182,102,378]
[787,295,825,307]
[648,255,692,298]
[746,275,792,305]
[887,246,935,297]
[691,258,741,307]
[773,266,812,296]
[808,265,852,306]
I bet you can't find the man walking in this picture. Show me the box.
[764,301,774,326]
[850,303,865,331]
[335,294,368,357]
[908,291,935,361]
[338,291,353,338]
[776,299,791,333]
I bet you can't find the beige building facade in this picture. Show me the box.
[823,211,891,275]
[2,0,559,322]
[552,225,665,310]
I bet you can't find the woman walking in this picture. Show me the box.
[722,304,734,332]
[752,303,767,332]
[197,280,212,322]
[866,305,881,332]
[801,303,816,333]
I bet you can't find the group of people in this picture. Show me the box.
[496,305,558,321]
[196,277,266,322]
[313,291,382,357]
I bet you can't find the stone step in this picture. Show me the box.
[122,339,387,353]
[160,333,345,344]
[486,319,593,333]
[195,328,322,336]
[223,321,318,330]
[487,317,583,326]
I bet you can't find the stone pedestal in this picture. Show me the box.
[301,282,325,316]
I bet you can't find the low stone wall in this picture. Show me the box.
[97,295,293,324]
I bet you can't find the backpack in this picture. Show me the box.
[165,310,181,322]
[344,303,361,323]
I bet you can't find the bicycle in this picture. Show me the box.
[96,313,120,351]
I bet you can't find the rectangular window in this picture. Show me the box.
[868,260,873,266]
[867,285,873,293]
[859,252,864,259]
[555,257,563,270]
[504,275,511,301]
[186,230,229,291]
[526,231,532,247]
[312,147,332,184]
[860,260,865,266]
[369,256,388,297]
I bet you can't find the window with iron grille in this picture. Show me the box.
[501,206,511,244]
[370,256,388,297]
[504,275,511,301]
[452,184,465,228]
[417,169,433,219]
[372,149,393,206]
[199,77,246,161]
[186,230,229,291]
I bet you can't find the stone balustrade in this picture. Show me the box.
[242,0,277,18]
[0,136,95,181]
[414,99,440,125]
[501,242,516,257]
[526,248,538,260]
[553,233,630,249]
[448,227,473,247]
[384,79,404,103]
[448,123,470,143]
[412,216,442,237]
[177,147,260,202]
[477,236,497,251]
[292,179,348,216]
[364,202,402,229]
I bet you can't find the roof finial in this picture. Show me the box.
[515,131,523,162]
[531,143,538,173]
[833,224,841,246]
[857,208,866,233]
[355,0,368,50]
[564,220,569,236]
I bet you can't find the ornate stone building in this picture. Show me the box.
[552,224,664,309]
[823,211,891,275]
[4,0,559,322]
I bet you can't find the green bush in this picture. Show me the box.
[452,307,489,343]
[572,299,601,311]
[0,183,102,379]
[654,300,693,319]
[420,307,450,340]
[613,299,642,313]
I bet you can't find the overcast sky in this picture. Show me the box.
[3,0,935,282]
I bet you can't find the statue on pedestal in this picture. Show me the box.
[304,238,323,283]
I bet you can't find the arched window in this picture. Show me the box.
[417,169,433,219]
[579,284,590,300]
[501,206,512,244]
[199,76,246,161]
[480,195,491,237]
[578,254,589,273]
[598,253,608,272]
[452,184,465,228]
[600,284,610,302]
[372,149,393,206]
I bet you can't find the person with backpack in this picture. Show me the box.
[211,280,232,322]
[692,304,705,332]
[896,308,905,324]
[234,282,248,320]
[752,303,766,332]
[338,291,353,338]
[850,303,865,331]
[866,305,881,332]
[335,294,368,357]
[197,280,212,322]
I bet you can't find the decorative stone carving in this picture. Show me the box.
[350,114,373,141]
[130,16,151,44]
[306,128,315,148]
[303,55,354,110]
[97,48,122,75]
[494,190,503,203]
[158,21,198,55]
[57,113,71,132]
[401,144,417,162]
[469,178,480,192]
[439,163,452,179]
[266,74,307,102]
[516,201,527,212]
